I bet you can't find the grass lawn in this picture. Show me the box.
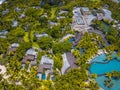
[39,8,44,15]
[32,42,39,48]
[30,30,35,42]
[50,8,57,19]
[23,32,29,42]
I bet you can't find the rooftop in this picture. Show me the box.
[22,55,35,63]
[12,20,18,27]
[73,7,81,16]
[11,43,19,48]
[0,30,8,35]
[58,10,68,15]
[40,56,54,66]
[26,48,37,56]
[81,7,90,12]
[35,33,48,38]
[66,52,77,69]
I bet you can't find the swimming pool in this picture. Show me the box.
[90,54,120,90]
[90,59,120,75]
[42,74,46,80]
[68,38,74,43]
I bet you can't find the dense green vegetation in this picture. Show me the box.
[0,0,120,90]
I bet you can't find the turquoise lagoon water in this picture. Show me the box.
[90,54,120,90]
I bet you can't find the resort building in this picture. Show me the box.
[56,16,66,19]
[34,33,48,39]
[102,8,113,21]
[61,52,77,74]
[14,7,21,12]
[41,13,48,18]
[8,43,19,54]
[81,7,91,16]
[73,32,84,46]
[48,21,58,28]
[19,14,25,18]
[117,24,120,30]
[12,20,18,27]
[0,30,8,35]
[2,9,9,16]
[37,56,54,80]
[0,30,8,38]
[58,10,68,15]
[72,8,87,32]
[72,7,95,32]
[21,48,38,71]
[96,13,104,20]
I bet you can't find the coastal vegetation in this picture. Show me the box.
[0,0,120,90]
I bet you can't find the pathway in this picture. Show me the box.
[61,53,70,75]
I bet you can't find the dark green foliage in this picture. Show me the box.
[37,36,53,50]
[0,38,9,54]
[16,42,32,60]
[52,41,72,54]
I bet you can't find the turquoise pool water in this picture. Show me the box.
[90,54,120,90]
[96,76,120,90]
[90,54,120,75]
[42,74,46,80]
[90,59,120,75]
[51,76,54,80]
[68,38,74,43]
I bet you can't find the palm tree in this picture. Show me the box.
[105,72,112,79]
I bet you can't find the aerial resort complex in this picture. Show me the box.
[0,0,120,90]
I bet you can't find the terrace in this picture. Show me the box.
[8,43,19,54]
[21,48,38,71]
[36,56,54,80]
[0,30,8,38]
